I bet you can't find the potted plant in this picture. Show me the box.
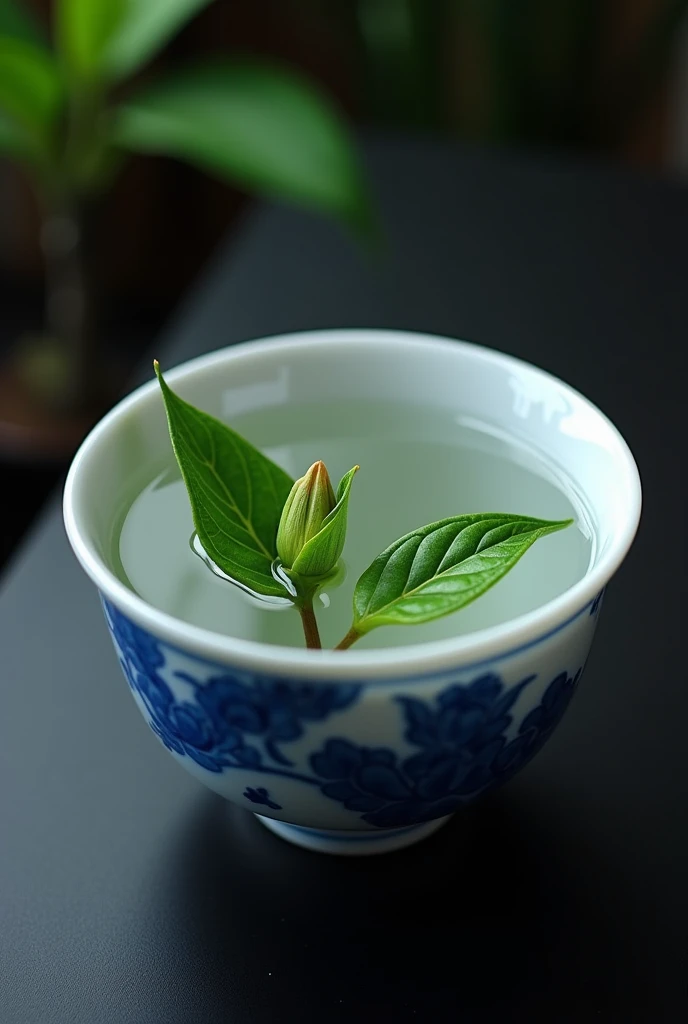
[0,0,370,452]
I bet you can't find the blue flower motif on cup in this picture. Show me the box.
[244,786,282,810]
[309,673,540,827]
[102,599,582,829]
[102,598,361,773]
[489,668,582,783]
[105,598,166,677]
[308,669,582,827]
[174,671,361,768]
[590,589,605,616]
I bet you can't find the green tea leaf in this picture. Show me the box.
[110,60,373,233]
[155,363,294,598]
[104,0,215,82]
[0,37,62,133]
[57,0,126,80]
[352,513,573,634]
[291,465,358,579]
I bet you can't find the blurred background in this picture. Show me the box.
[1,0,687,570]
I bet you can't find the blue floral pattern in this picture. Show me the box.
[308,670,580,827]
[244,786,282,810]
[104,599,360,773]
[489,669,582,783]
[103,599,582,828]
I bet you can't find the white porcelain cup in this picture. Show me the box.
[64,330,641,855]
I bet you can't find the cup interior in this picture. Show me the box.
[64,330,641,671]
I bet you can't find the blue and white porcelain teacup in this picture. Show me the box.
[64,330,641,855]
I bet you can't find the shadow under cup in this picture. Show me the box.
[63,330,641,854]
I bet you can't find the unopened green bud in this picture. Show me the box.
[277,461,337,572]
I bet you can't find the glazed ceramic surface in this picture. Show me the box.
[64,331,640,854]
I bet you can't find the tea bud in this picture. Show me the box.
[277,461,337,573]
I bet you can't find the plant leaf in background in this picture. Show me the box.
[0,37,62,136]
[56,0,126,81]
[104,0,215,82]
[0,0,46,46]
[0,1,54,164]
[291,465,358,580]
[155,363,295,599]
[348,513,572,638]
[111,60,373,233]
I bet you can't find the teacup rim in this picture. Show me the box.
[63,328,642,681]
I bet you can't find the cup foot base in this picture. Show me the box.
[255,814,451,855]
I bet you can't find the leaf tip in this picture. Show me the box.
[153,360,169,392]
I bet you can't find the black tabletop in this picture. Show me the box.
[1,137,686,1023]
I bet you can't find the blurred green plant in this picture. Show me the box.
[0,0,371,414]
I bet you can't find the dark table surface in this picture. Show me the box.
[1,138,686,1023]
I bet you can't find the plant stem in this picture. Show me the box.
[26,78,112,414]
[299,600,322,650]
[334,626,362,651]
[39,200,96,410]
